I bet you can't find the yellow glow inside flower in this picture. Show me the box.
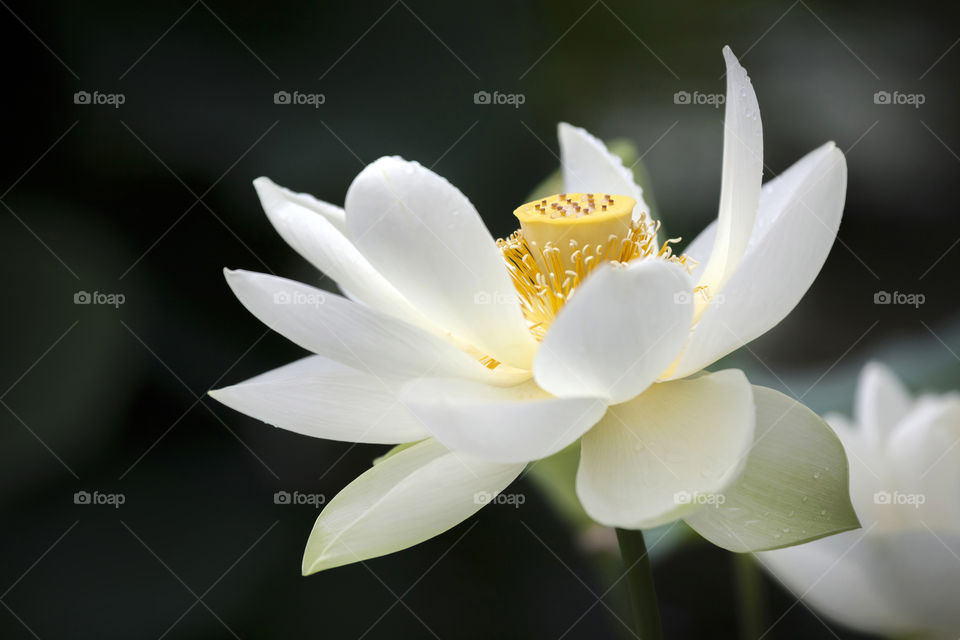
[498,193,692,340]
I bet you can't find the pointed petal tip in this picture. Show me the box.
[301,553,320,576]
[252,175,274,190]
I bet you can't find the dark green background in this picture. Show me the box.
[2,0,959,638]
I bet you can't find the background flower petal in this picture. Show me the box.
[854,361,913,448]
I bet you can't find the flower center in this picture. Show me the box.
[498,193,693,340]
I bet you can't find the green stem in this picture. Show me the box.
[615,528,663,640]
[733,552,764,640]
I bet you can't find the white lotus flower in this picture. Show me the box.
[210,47,854,574]
[759,363,960,638]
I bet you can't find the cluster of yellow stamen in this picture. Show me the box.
[497,193,694,340]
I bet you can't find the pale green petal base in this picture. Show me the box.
[302,439,524,574]
[685,385,860,552]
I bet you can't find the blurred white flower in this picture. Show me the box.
[210,47,852,574]
[759,362,960,638]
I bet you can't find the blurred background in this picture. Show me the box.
[2,0,959,637]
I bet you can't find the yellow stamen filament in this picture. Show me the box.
[497,193,695,341]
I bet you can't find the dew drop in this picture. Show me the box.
[813,471,822,480]
[819,509,827,516]
[801,496,809,503]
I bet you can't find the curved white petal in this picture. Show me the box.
[254,177,436,332]
[209,355,428,444]
[887,396,960,530]
[223,269,524,387]
[302,438,524,573]
[758,530,916,636]
[695,46,764,301]
[854,361,912,449]
[252,176,347,233]
[557,123,650,222]
[682,219,717,281]
[576,370,755,529]
[344,157,537,369]
[876,530,960,634]
[534,259,694,403]
[684,385,860,552]
[400,378,607,463]
[667,142,846,379]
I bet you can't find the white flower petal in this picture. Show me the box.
[684,385,859,552]
[887,395,960,530]
[223,269,524,387]
[667,142,846,379]
[576,370,755,529]
[253,176,347,233]
[854,361,912,449]
[302,438,524,573]
[875,530,960,634]
[254,177,435,332]
[681,219,716,281]
[534,260,694,403]
[695,46,764,300]
[557,123,650,221]
[758,530,916,636]
[344,157,537,369]
[399,378,608,463]
[209,355,428,444]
